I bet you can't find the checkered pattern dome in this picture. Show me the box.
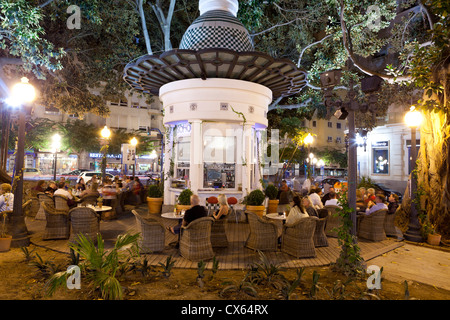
[179,10,253,52]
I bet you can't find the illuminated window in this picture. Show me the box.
[372,141,389,174]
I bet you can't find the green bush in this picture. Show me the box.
[264,184,278,200]
[178,188,193,205]
[148,184,163,198]
[246,189,265,206]
[358,176,375,189]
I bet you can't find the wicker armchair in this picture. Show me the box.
[79,194,98,206]
[179,217,214,261]
[281,216,318,258]
[245,212,278,252]
[210,218,228,248]
[54,194,70,211]
[357,209,387,241]
[324,205,342,237]
[132,210,165,253]
[42,202,70,240]
[35,193,54,220]
[29,196,40,218]
[1,200,32,234]
[68,206,101,244]
[314,217,329,247]
[384,207,399,237]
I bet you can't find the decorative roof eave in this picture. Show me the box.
[123,48,308,98]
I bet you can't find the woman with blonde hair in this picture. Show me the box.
[0,183,14,212]
[365,188,376,206]
[213,194,229,220]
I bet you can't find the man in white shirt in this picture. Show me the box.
[54,182,73,200]
[324,191,342,208]
[308,188,323,209]
[365,195,388,215]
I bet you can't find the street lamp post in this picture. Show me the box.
[148,127,164,183]
[318,159,325,180]
[320,62,383,237]
[404,106,423,242]
[52,133,61,181]
[130,137,138,178]
[304,133,313,179]
[100,125,111,184]
[9,77,36,248]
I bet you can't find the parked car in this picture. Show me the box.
[372,183,403,201]
[320,178,342,189]
[59,169,89,180]
[77,171,114,183]
[23,168,42,179]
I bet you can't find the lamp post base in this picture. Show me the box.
[404,228,423,242]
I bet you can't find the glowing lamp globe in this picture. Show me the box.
[404,107,423,128]
[101,126,111,139]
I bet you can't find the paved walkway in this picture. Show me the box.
[369,242,450,291]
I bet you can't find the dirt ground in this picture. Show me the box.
[1,244,450,301]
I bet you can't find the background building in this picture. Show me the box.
[357,103,419,193]
[6,91,164,177]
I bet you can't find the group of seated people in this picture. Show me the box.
[167,193,229,235]
[31,174,147,208]
[279,182,401,226]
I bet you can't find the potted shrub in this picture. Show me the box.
[245,189,266,217]
[0,212,12,252]
[422,219,441,246]
[147,184,163,214]
[264,184,279,214]
[177,188,193,213]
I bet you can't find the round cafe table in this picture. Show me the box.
[161,212,185,220]
[84,204,113,212]
[265,213,287,221]
[161,212,185,248]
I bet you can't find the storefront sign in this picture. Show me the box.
[89,153,122,159]
[371,141,389,148]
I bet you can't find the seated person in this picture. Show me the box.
[79,182,100,199]
[33,180,47,194]
[364,188,376,205]
[324,191,341,208]
[364,194,388,215]
[388,193,400,215]
[213,194,229,220]
[278,180,290,205]
[100,177,117,206]
[54,181,77,207]
[54,182,73,200]
[0,183,14,212]
[321,187,335,205]
[285,195,309,225]
[44,182,58,195]
[302,196,318,217]
[308,187,323,210]
[75,178,86,192]
[168,194,207,234]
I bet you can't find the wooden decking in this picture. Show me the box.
[26,205,403,270]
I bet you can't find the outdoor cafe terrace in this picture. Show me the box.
[26,203,403,270]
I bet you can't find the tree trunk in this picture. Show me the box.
[397,63,450,240]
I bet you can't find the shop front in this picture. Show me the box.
[37,153,78,176]
[88,152,159,176]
